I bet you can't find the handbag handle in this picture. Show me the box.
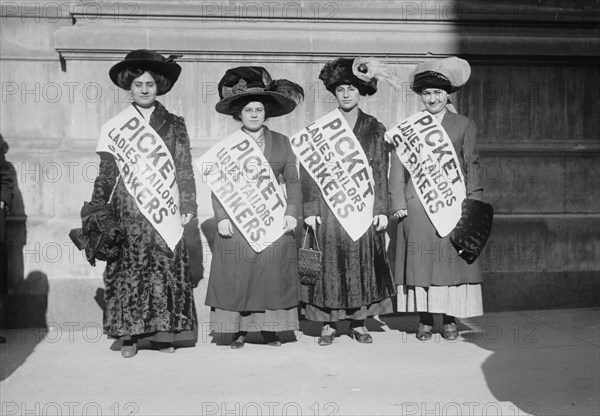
[302,225,320,251]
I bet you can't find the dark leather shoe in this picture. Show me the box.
[442,323,459,340]
[151,341,175,353]
[416,323,433,341]
[120,342,137,358]
[317,330,336,346]
[350,328,373,344]
[263,332,282,347]
[230,333,246,349]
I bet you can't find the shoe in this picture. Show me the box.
[317,329,336,346]
[262,331,282,347]
[230,333,246,349]
[151,341,175,353]
[442,322,459,340]
[349,328,373,344]
[416,323,433,341]
[120,341,137,358]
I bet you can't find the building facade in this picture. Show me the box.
[1,0,599,326]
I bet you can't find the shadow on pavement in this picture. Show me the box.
[459,309,600,416]
[1,326,49,381]
[2,271,49,381]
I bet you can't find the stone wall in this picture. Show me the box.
[1,0,599,327]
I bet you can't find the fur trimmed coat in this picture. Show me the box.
[302,109,396,309]
[389,110,484,287]
[91,102,198,338]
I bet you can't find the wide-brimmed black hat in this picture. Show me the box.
[215,66,304,117]
[109,49,182,94]
[410,56,471,94]
[319,57,378,96]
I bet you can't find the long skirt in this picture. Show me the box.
[104,180,197,345]
[301,217,396,315]
[304,298,394,322]
[206,227,301,334]
[209,307,299,333]
[396,284,483,318]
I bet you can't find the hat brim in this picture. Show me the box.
[215,91,297,117]
[109,59,182,95]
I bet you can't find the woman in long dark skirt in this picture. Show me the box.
[91,50,198,358]
[302,57,396,345]
[205,66,304,349]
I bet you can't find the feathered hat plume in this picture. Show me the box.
[352,57,403,93]
[268,79,304,105]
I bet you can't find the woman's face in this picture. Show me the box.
[130,71,158,108]
[240,101,266,132]
[335,84,360,111]
[421,88,448,114]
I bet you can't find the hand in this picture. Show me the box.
[181,213,193,226]
[393,209,408,219]
[283,215,297,233]
[372,214,388,232]
[304,215,321,230]
[217,219,233,237]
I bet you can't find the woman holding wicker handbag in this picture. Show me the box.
[301,57,396,346]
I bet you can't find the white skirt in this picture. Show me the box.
[397,284,483,318]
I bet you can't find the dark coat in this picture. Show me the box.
[389,110,484,287]
[205,126,302,312]
[1,137,14,290]
[91,101,198,338]
[302,109,396,309]
[0,136,14,211]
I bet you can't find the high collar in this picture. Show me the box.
[433,107,447,123]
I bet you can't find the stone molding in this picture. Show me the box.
[50,1,600,61]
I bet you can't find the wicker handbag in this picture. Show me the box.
[298,226,322,285]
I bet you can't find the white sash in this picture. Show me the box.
[386,110,466,237]
[290,109,375,241]
[195,129,287,253]
[96,105,183,250]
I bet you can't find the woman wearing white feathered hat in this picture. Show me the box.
[390,57,486,341]
[302,57,397,346]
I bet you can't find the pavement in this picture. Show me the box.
[1,307,598,416]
